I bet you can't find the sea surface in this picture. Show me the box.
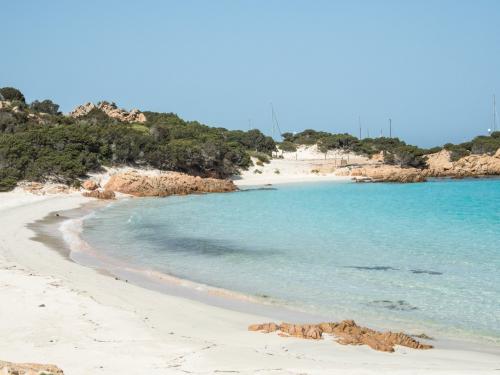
[78,178,500,345]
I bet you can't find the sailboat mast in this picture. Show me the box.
[358,116,362,139]
[270,103,282,139]
[494,95,497,132]
[270,103,275,138]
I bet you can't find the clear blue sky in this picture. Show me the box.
[2,0,499,147]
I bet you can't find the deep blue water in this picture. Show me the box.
[81,179,500,344]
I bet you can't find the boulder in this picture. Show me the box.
[350,165,426,183]
[248,320,433,352]
[82,189,115,200]
[425,149,454,176]
[370,151,385,163]
[104,171,236,197]
[82,180,99,191]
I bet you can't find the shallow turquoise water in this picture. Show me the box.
[81,179,500,344]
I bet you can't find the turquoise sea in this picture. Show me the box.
[79,178,500,345]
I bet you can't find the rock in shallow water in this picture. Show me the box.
[346,265,399,271]
[248,319,433,352]
[369,299,418,311]
[410,269,443,275]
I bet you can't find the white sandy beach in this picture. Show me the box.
[1,187,499,374]
[234,146,362,186]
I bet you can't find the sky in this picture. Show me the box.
[1,0,500,147]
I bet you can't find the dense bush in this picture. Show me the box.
[443,143,470,161]
[248,151,270,164]
[278,141,297,152]
[283,129,330,145]
[442,132,500,160]
[0,102,270,190]
[30,99,60,115]
[0,87,25,102]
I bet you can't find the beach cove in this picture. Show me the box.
[1,178,499,374]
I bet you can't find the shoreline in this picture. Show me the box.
[233,172,352,187]
[36,201,328,324]
[1,190,499,373]
[46,197,499,351]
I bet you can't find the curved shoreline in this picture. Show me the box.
[1,191,499,373]
[44,201,327,323]
[37,193,500,351]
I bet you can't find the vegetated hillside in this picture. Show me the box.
[0,87,276,191]
[280,129,500,168]
[2,86,499,192]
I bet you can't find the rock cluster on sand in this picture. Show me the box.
[103,170,237,197]
[0,360,63,375]
[69,101,146,123]
[248,320,433,353]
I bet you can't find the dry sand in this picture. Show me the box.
[234,145,367,186]
[0,186,499,374]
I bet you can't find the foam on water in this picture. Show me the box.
[79,178,500,345]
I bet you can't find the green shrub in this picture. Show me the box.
[0,176,17,191]
[279,141,297,152]
[444,143,470,161]
[0,87,25,102]
[248,151,270,164]
[30,100,60,115]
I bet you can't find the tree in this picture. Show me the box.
[279,141,297,152]
[0,87,25,103]
[30,100,60,115]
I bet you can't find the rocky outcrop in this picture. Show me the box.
[69,101,146,123]
[370,151,385,163]
[350,165,427,183]
[0,360,63,374]
[424,149,454,176]
[344,148,500,183]
[82,189,116,200]
[104,171,237,197]
[424,149,500,177]
[249,320,433,353]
